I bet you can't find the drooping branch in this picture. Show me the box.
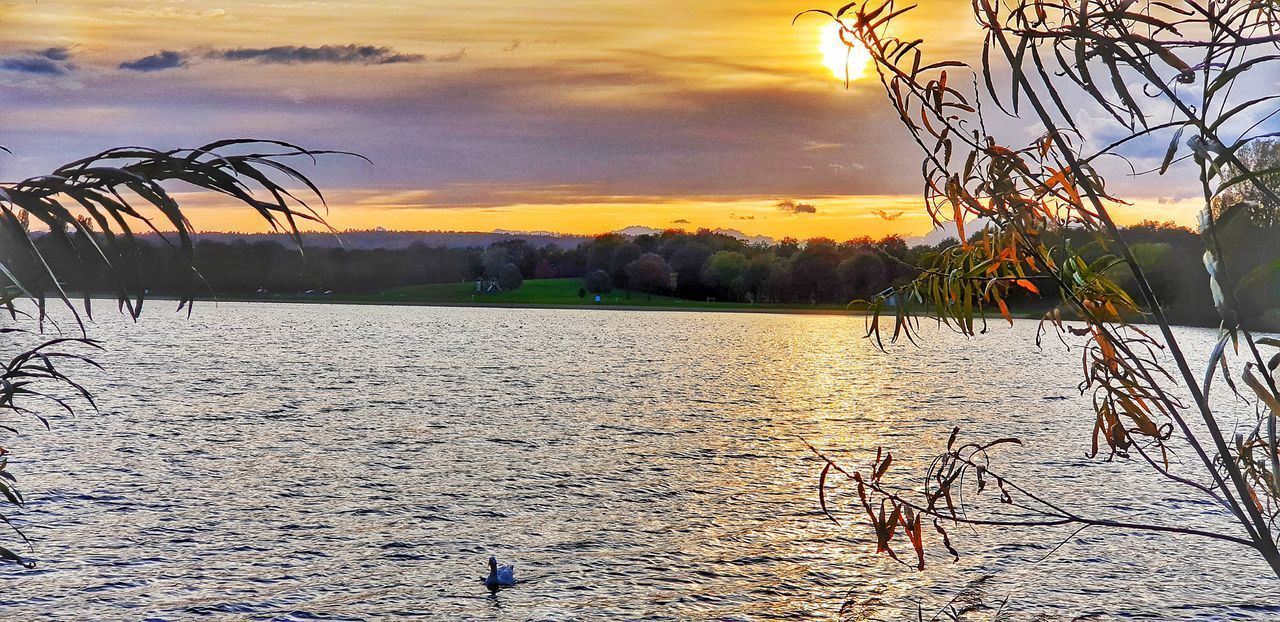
[800,0,1280,579]
[804,430,1256,573]
[0,139,348,568]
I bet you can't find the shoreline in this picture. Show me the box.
[184,295,874,316]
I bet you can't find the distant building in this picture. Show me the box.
[474,277,504,293]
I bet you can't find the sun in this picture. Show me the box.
[820,21,872,81]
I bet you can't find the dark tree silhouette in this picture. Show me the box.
[584,269,612,294]
[498,262,524,291]
[625,252,673,295]
[0,139,346,567]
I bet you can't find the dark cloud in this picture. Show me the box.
[1,57,926,201]
[435,49,466,63]
[777,199,817,214]
[1,57,64,75]
[35,47,71,62]
[119,50,188,72]
[1,47,74,75]
[212,44,424,65]
[872,209,904,221]
[119,44,435,72]
[672,219,690,223]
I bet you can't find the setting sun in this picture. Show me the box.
[820,21,872,81]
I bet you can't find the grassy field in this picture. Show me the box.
[321,278,862,314]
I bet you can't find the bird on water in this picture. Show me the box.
[484,556,516,588]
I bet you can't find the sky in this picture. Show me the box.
[0,0,1217,239]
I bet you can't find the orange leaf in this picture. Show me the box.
[996,298,1013,325]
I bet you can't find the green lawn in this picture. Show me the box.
[333,278,862,313]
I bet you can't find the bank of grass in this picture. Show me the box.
[323,278,863,314]
[208,278,1234,325]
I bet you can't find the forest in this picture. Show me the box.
[15,210,1280,328]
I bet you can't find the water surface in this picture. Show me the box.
[1,303,1276,619]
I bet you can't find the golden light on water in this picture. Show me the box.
[820,21,872,81]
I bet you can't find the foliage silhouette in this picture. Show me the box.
[801,0,1280,580]
[0,139,344,566]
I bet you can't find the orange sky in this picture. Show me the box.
[168,191,1202,241]
[0,0,1203,239]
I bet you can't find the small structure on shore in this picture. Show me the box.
[474,277,504,293]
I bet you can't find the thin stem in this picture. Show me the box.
[980,2,1280,576]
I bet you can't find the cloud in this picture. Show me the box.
[435,49,466,63]
[106,6,226,19]
[350,184,770,210]
[1,57,64,75]
[119,44,437,72]
[872,209,904,221]
[0,47,74,75]
[119,50,188,72]
[36,47,71,62]
[8,58,923,200]
[212,44,424,65]
[777,199,817,214]
[672,219,690,223]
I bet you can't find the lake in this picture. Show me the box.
[1,303,1276,620]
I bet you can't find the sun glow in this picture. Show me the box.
[820,21,872,81]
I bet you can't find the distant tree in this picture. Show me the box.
[584,269,612,294]
[1215,210,1280,325]
[498,262,524,291]
[633,233,660,253]
[1110,243,1177,310]
[790,238,840,302]
[744,253,776,300]
[1217,139,1280,229]
[577,287,587,299]
[763,263,794,303]
[667,241,712,296]
[837,252,887,299]
[498,239,535,276]
[586,233,626,272]
[533,258,556,279]
[609,242,642,285]
[876,235,912,284]
[481,245,508,278]
[701,250,749,300]
[625,252,672,295]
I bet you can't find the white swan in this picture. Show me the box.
[484,556,516,587]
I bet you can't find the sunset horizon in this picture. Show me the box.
[152,191,1202,241]
[1,1,1204,239]
[1,0,1276,618]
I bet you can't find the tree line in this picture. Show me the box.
[16,215,1278,326]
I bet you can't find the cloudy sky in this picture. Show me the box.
[0,0,1220,238]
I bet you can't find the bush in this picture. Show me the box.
[497,262,523,291]
[625,252,672,293]
[584,269,612,294]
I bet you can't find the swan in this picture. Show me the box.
[484,555,516,587]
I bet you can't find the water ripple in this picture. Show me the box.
[0,304,1275,619]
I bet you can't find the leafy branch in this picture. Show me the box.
[0,139,346,567]
[801,0,1280,580]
